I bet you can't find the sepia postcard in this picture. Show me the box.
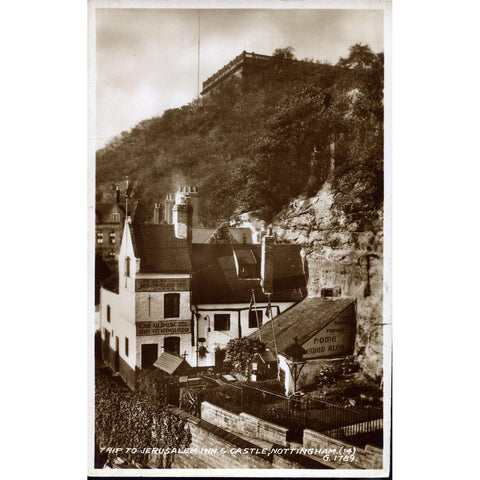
[88,0,392,477]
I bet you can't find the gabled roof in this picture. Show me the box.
[191,244,306,304]
[153,352,191,376]
[249,297,355,355]
[95,202,138,224]
[132,224,191,273]
[253,350,277,363]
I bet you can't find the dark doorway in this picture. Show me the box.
[114,336,120,372]
[141,343,158,369]
[166,380,180,406]
[215,348,225,369]
[103,330,110,362]
[164,336,180,355]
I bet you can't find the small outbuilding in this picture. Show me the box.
[250,349,277,381]
[249,296,356,394]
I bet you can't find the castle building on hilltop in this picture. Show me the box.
[201,50,324,96]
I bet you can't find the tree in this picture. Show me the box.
[225,337,265,375]
[337,43,380,69]
[272,46,296,60]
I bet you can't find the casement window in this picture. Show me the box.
[214,314,230,331]
[111,212,120,223]
[164,293,180,318]
[248,309,263,328]
[109,232,116,243]
[106,305,111,323]
[125,337,129,357]
[97,232,103,243]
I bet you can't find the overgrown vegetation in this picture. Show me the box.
[96,44,383,227]
[311,357,382,409]
[95,367,191,468]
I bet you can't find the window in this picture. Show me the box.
[125,337,129,357]
[111,212,120,223]
[106,305,111,323]
[214,314,230,331]
[239,264,257,278]
[97,232,103,243]
[248,309,263,328]
[109,232,116,244]
[125,257,130,277]
[164,293,180,318]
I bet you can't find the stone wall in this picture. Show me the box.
[303,428,383,470]
[169,407,329,470]
[200,401,288,446]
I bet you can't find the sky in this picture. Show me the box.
[95,7,384,149]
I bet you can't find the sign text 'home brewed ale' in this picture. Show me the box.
[302,306,356,359]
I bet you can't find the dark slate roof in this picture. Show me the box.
[153,352,191,375]
[192,228,253,244]
[191,244,306,304]
[133,224,191,273]
[249,297,355,355]
[101,274,119,294]
[253,350,277,363]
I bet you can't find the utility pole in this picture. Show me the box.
[197,9,200,99]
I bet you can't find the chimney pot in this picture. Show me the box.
[261,231,274,294]
[173,194,193,242]
[153,203,161,224]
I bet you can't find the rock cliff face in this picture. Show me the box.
[272,181,384,379]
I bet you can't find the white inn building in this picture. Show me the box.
[99,188,308,389]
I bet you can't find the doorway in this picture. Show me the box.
[163,336,180,355]
[215,348,225,370]
[103,330,110,363]
[114,336,120,372]
[141,343,158,369]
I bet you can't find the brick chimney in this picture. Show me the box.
[177,186,201,228]
[153,203,161,224]
[261,229,274,295]
[173,193,193,242]
[164,194,174,224]
[115,184,120,203]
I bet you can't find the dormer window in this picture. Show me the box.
[109,232,116,244]
[97,232,103,244]
[239,264,257,278]
[233,247,259,279]
[111,212,120,223]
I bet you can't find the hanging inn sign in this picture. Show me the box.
[136,320,191,336]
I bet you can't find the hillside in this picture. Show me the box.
[96,44,383,229]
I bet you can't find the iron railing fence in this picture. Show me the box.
[203,383,383,443]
